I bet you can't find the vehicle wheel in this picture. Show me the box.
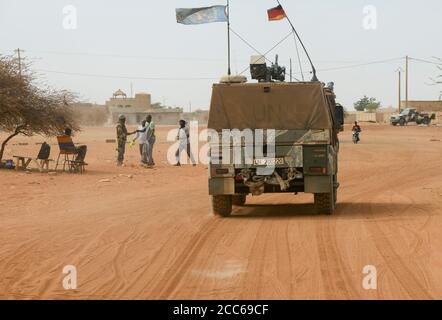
[392,122,398,126]
[333,175,338,205]
[314,192,335,215]
[399,118,406,126]
[212,195,233,217]
[232,194,247,206]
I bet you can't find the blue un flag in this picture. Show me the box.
[176,6,228,25]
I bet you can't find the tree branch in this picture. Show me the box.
[0,128,22,161]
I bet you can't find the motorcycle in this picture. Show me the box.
[352,130,360,144]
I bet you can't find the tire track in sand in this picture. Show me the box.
[125,218,221,299]
[315,220,361,299]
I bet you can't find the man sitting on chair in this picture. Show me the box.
[64,128,87,162]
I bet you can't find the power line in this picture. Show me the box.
[315,57,404,73]
[13,49,229,63]
[35,56,406,81]
[2,48,403,65]
[35,69,218,81]
[409,57,441,66]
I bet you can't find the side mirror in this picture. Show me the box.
[334,105,344,130]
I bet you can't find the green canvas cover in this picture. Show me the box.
[208,82,333,130]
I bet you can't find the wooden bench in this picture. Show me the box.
[13,156,54,173]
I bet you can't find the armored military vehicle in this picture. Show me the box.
[390,108,436,126]
[207,59,344,217]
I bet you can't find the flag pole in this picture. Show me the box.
[276,0,318,81]
[227,0,231,75]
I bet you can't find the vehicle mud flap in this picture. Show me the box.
[212,195,233,217]
[314,177,336,215]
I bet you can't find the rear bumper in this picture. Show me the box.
[208,175,334,195]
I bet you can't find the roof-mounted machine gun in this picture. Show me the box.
[250,54,286,82]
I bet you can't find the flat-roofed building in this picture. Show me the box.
[106,90,182,125]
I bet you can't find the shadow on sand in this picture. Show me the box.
[230,202,434,220]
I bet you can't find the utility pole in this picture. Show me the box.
[14,48,23,77]
[405,55,409,109]
[396,68,404,113]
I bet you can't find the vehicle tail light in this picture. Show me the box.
[216,168,229,175]
[211,168,232,177]
[309,167,327,174]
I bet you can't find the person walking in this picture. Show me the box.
[175,120,196,166]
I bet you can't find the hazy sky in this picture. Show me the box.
[1,0,441,111]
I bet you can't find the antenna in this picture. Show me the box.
[276,1,318,81]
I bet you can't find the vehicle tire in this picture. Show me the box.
[212,195,233,217]
[232,194,247,206]
[314,192,335,215]
[333,175,338,205]
[399,118,406,126]
[392,122,398,126]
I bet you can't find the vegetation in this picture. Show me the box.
[354,96,382,112]
[0,55,79,161]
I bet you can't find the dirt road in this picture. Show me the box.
[0,125,441,299]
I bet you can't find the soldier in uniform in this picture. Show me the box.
[116,114,135,166]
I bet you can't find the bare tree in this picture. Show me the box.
[0,55,79,161]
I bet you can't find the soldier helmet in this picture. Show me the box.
[118,114,126,121]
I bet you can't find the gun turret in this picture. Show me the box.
[250,55,286,82]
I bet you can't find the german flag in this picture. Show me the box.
[267,5,286,21]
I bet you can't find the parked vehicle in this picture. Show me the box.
[390,108,436,126]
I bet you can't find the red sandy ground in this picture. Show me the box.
[0,124,441,299]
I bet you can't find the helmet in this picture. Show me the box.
[118,114,126,121]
